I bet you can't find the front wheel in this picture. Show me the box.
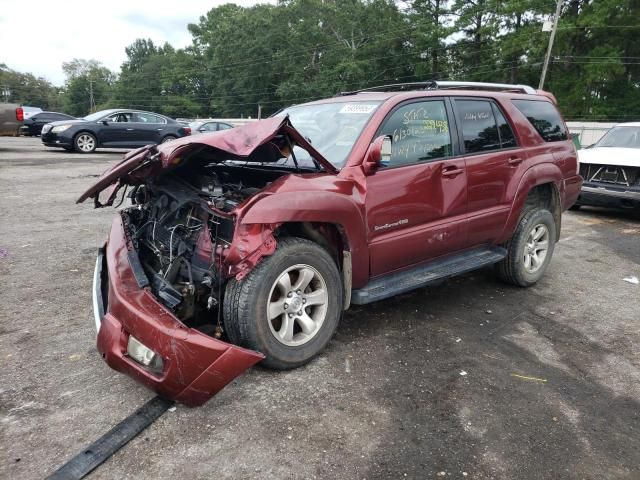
[160,135,176,144]
[495,208,556,287]
[74,132,97,153]
[224,237,343,369]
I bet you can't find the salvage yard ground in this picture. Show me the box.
[1,137,639,479]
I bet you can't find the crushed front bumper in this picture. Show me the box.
[92,216,264,406]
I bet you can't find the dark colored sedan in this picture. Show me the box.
[41,109,191,153]
[20,111,76,136]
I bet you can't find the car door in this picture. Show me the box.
[365,98,468,277]
[451,98,524,246]
[132,112,167,144]
[99,112,136,146]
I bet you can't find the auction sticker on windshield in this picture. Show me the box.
[339,104,379,114]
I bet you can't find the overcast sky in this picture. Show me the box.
[0,0,272,86]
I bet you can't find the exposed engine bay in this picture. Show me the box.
[121,163,288,329]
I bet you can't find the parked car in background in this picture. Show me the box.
[22,106,43,119]
[20,111,76,136]
[41,109,191,153]
[0,103,23,136]
[576,122,640,211]
[78,81,581,406]
[189,119,235,133]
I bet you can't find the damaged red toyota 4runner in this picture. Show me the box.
[79,81,582,406]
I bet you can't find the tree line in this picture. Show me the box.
[1,0,638,121]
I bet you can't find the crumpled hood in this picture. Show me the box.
[76,116,337,205]
[578,147,640,168]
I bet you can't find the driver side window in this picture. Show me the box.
[106,113,132,123]
[378,100,452,168]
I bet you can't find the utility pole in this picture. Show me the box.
[539,0,563,90]
[88,79,95,113]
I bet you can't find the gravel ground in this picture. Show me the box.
[1,137,639,480]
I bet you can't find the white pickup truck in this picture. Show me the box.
[0,103,23,136]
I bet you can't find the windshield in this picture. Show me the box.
[276,101,382,169]
[596,126,640,149]
[83,110,116,122]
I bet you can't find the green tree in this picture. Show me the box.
[0,64,63,110]
[405,0,453,80]
[547,0,640,120]
[112,39,206,117]
[61,59,115,116]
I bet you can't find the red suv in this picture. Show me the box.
[79,81,582,406]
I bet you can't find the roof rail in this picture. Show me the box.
[338,80,537,96]
[338,82,437,95]
[434,81,537,94]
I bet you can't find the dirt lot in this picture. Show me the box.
[1,136,639,480]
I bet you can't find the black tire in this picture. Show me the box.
[569,204,581,211]
[223,237,343,369]
[495,208,556,287]
[74,132,97,153]
[160,135,176,144]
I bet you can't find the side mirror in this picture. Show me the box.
[362,135,392,175]
[101,120,109,125]
[198,127,206,132]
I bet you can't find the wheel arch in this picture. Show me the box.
[240,191,368,289]
[498,163,563,243]
[73,129,100,148]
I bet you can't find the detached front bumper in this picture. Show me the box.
[92,216,264,407]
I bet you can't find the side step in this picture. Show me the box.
[351,246,507,305]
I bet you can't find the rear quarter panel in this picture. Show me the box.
[494,96,578,243]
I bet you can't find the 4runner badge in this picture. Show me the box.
[374,218,409,231]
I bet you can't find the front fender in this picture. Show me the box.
[241,191,369,288]
[497,162,563,243]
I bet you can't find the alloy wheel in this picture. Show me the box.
[523,223,549,273]
[76,134,95,152]
[267,264,329,347]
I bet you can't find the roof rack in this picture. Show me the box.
[338,81,537,96]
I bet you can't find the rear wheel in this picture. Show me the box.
[74,132,97,153]
[495,208,556,287]
[224,237,343,369]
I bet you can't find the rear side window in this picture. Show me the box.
[456,100,501,153]
[512,99,568,142]
[51,113,72,121]
[134,112,165,124]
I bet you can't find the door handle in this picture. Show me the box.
[126,128,134,131]
[508,156,523,166]
[442,166,464,178]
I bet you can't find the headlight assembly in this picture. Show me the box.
[51,124,72,133]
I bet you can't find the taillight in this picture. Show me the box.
[183,126,191,135]
[16,107,24,122]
